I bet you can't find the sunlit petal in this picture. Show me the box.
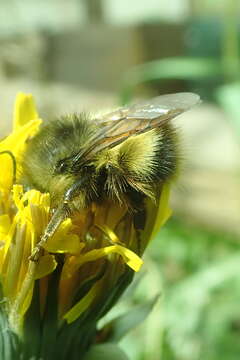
[13,92,39,130]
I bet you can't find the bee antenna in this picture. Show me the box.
[0,151,17,184]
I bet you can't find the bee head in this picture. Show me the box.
[54,158,71,175]
[48,155,95,211]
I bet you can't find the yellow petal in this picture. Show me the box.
[0,214,11,266]
[20,284,34,317]
[0,119,42,156]
[95,224,119,243]
[150,183,172,240]
[0,119,41,190]
[63,279,102,324]
[0,153,15,191]
[63,245,143,279]
[12,185,24,211]
[35,254,57,279]
[1,216,18,266]
[4,222,27,300]
[43,218,84,254]
[9,262,36,333]
[0,93,40,190]
[44,235,85,254]
[110,245,143,271]
[0,214,11,239]
[13,93,39,130]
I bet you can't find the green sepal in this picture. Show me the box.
[54,268,134,360]
[83,343,129,360]
[0,284,21,360]
[0,309,21,360]
[99,295,159,343]
[22,280,41,360]
[40,265,61,359]
[94,269,134,321]
[72,261,108,304]
[53,262,108,360]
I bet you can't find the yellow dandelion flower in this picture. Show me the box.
[0,93,172,359]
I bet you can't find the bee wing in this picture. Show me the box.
[100,92,200,123]
[76,93,200,161]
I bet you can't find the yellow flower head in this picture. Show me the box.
[0,93,171,357]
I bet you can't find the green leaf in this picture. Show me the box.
[215,81,240,136]
[120,57,222,104]
[164,253,240,356]
[95,269,134,321]
[102,295,159,343]
[83,344,129,360]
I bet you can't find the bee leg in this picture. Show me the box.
[29,203,69,262]
[29,177,85,261]
[29,243,44,262]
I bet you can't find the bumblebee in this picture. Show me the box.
[21,93,200,260]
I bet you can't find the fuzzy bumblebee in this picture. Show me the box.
[20,93,200,260]
[0,92,200,359]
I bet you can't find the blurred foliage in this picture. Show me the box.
[154,219,240,360]
[115,3,240,359]
[121,56,240,138]
[216,82,240,139]
[120,0,240,138]
[83,344,129,360]
[116,218,240,360]
[120,57,222,104]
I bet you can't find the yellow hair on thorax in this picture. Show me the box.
[116,129,161,178]
[95,129,161,180]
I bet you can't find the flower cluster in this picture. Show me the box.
[0,93,171,359]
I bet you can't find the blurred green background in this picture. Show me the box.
[1,1,240,359]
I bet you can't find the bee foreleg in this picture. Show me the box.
[29,177,86,261]
[29,203,69,261]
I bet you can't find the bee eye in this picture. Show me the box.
[56,160,67,174]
